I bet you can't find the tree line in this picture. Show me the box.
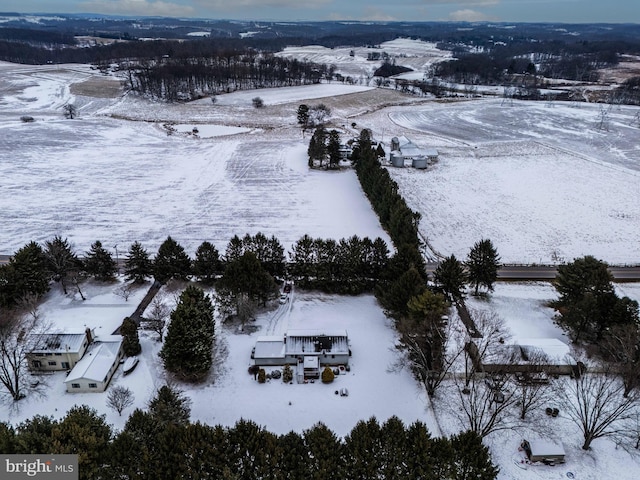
[0,388,499,480]
[127,53,330,102]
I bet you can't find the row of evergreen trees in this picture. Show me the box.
[0,237,118,308]
[0,403,498,480]
[1,228,398,308]
[288,234,389,294]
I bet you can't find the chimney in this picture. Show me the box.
[85,327,93,345]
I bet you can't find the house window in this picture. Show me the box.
[48,361,57,366]
[32,360,42,368]
[61,362,70,369]
[71,383,80,388]
[89,383,97,388]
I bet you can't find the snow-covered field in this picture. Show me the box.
[2,41,640,478]
[364,99,640,264]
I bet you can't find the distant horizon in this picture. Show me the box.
[0,1,638,25]
[2,11,640,25]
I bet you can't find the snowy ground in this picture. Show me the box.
[2,46,640,478]
[0,283,437,441]
[360,99,640,264]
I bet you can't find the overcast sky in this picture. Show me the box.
[2,0,638,24]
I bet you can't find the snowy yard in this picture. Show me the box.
[1,284,436,440]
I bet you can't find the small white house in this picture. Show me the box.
[64,335,124,393]
[28,329,94,372]
[252,329,350,374]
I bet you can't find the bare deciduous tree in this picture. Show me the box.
[453,372,519,438]
[512,349,553,420]
[557,364,639,450]
[601,323,640,397]
[462,309,511,386]
[145,294,169,342]
[395,312,465,397]
[106,385,134,416]
[114,282,133,302]
[0,300,49,402]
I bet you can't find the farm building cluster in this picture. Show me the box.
[388,136,438,168]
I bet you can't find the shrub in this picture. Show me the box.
[20,116,35,123]
[321,366,335,384]
[252,97,264,108]
[258,368,266,383]
[282,364,293,383]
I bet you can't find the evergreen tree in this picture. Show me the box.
[227,419,279,479]
[449,430,499,480]
[154,236,191,284]
[266,235,286,279]
[307,127,327,168]
[148,384,191,426]
[6,241,50,304]
[344,418,382,479]
[160,286,214,381]
[379,416,408,479]
[434,254,468,302]
[124,241,152,284]
[193,241,222,285]
[221,251,278,307]
[50,406,112,480]
[327,129,341,169]
[303,422,344,480]
[377,266,427,318]
[83,240,117,281]
[405,421,436,480]
[466,239,500,295]
[14,415,58,454]
[297,103,310,131]
[0,422,16,454]
[120,316,141,356]
[225,234,244,263]
[277,431,310,480]
[553,255,633,342]
[289,234,316,285]
[44,235,81,294]
[369,237,389,285]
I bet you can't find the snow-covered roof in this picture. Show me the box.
[303,356,319,368]
[30,331,88,354]
[254,337,286,359]
[286,329,348,338]
[64,337,122,383]
[516,338,574,364]
[392,135,438,158]
[527,438,565,456]
[286,330,349,356]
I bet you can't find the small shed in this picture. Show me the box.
[521,439,565,464]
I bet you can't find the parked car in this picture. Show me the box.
[283,282,292,293]
[279,293,288,304]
